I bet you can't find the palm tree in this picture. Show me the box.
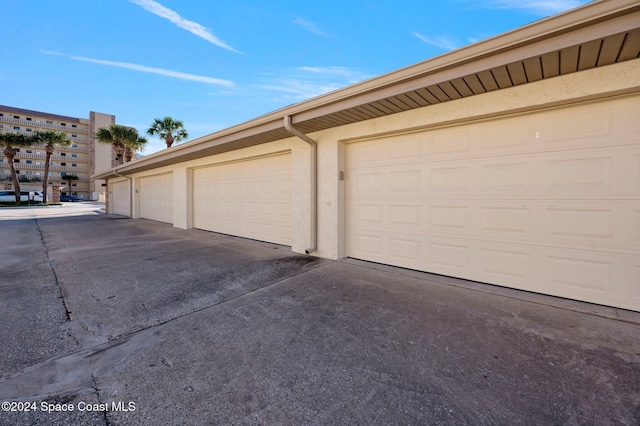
[147,117,188,148]
[61,174,79,197]
[0,131,39,204]
[96,124,141,165]
[124,135,148,162]
[34,130,71,203]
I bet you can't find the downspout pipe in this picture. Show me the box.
[112,169,133,218]
[283,115,317,255]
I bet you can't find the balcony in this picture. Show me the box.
[2,162,89,172]
[1,124,89,144]
[0,116,87,133]
[10,152,89,165]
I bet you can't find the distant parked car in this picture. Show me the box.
[0,190,44,202]
[60,195,79,202]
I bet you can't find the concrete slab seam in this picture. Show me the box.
[103,256,331,342]
[36,219,74,323]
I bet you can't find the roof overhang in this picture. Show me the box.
[94,0,640,180]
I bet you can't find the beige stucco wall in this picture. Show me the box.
[113,59,639,261]
[92,112,116,201]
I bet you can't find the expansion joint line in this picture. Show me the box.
[36,219,73,322]
[91,374,112,426]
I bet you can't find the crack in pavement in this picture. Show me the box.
[36,219,73,322]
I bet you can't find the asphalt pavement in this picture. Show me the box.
[0,210,638,425]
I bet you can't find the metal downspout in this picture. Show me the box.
[283,115,317,255]
[113,169,133,218]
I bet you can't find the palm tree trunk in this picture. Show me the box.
[165,133,174,148]
[114,144,125,165]
[43,151,52,203]
[4,149,21,205]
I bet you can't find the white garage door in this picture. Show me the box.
[193,153,292,246]
[110,180,129,216]
[346,95,640,312]
[139,172,173,224]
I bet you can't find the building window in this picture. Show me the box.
[72,164,77,167]
[26,117,32,121]
[61,172,66,176]
[13,126,20,130]
[71,153,77,157]
[60,163,67,166]
[46,120,53,124]
[0,158,3,162]
[72,124,77,128]
[72,144,77,148]
[26,128,32,132]
[26,150,32,153]
[60,153,66,156]
[15,149,20,152]
[71,134,77,138]
[0,124,3,129]
[36,172,41,176]
[61,123,66,126]
[36,162,41,165]
[13,115,19,119]
[26,160,32,164]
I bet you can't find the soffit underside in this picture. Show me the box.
[293,28,640,134]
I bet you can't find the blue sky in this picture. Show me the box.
[1,0,590,154]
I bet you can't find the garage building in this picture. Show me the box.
[95,1,640,312]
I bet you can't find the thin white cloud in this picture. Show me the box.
[480,0,587,15]
[412,32,458,51]
[258,66,370,100]
[299,66,373,82]
[41,50,234,87]
[259,81,344,99]
[292,16,329,37]
[130,0,241,53]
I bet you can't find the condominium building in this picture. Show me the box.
[0,105,115,201]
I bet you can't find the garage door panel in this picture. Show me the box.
[546,254,611,293]
[430,241,470,273]
[538,103,612,144]
[480,206,531,236]
[475,114,530,150]
[480,162,531,191]
[480,248,531,282]
[139,173,173,224]
[346,96,640,311]
[111,181,129,216]
[193,154,292,246]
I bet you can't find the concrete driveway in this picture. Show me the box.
[0,214,639,425]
